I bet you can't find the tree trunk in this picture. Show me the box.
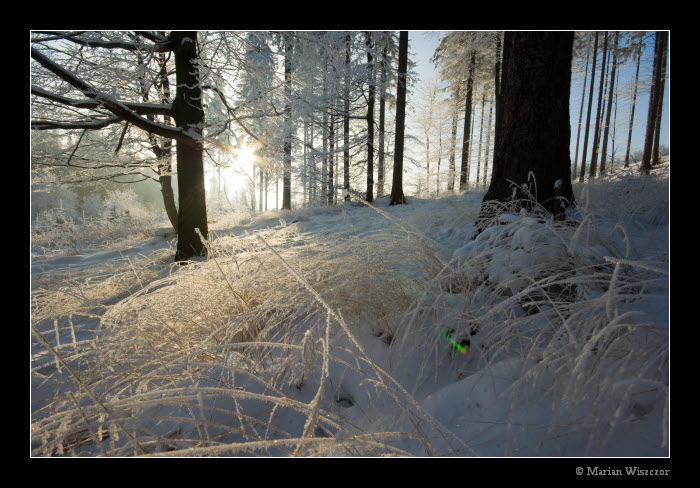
[159,171,178,232]
[476,91,486,185]
[366,32,375,203]
[377,38,388,198]
[652,32,668,166]
[573,36,591,178]
[641,32,665,174]
[282,34,293,210]
[599,31,619,175]
[344,33,351,202]
[328,113,335,205]
[171,32,208,262]
[588,31,608,178]
[390,31,408,206]
[322,58,329,204]
[624,36,642,168]
[578,32,599,182]
[459,50,476,191]
[493,32,502,144]
[484,92,493,184]
[609,67,620,173]
[478,31,575,226]
[259,166,264,212]
[447,100,458,193]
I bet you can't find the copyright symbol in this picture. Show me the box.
[576,467,583,475]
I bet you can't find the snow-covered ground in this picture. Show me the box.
[30,164,669,457]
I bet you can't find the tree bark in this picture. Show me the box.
[344,33,351,202]
[390,31,408,206]
[478,31,575,226]
[652,32,668,166]
[641,32,666,174]
[366,32,375,202]
[459,50,476,191]
[377,37,388,198]
[171,32,208,262]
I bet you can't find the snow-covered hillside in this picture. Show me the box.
[30,164,669,457]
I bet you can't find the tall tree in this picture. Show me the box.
[640,31,668,174]
[476,91,486,185]
[588,31,608,178]
[282,33,294,210]
[365,32,376,202]
[578,32,599,182]
[624,33,644,168]
[478,31,575,227]
[483,92,494,184]
[31,31,210,262]
[343,33,352,202]
[459,49,476,191]
[376,33,390,198]
[651,32,668,166]
[573,35,592,178]
[447,99,459,193]
[599,31,620,175]
[390,31,409,206]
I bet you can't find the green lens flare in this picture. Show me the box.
[439,328,469,355]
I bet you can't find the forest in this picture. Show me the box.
[30,30,669,458]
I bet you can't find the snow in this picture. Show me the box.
[30,165,669,457]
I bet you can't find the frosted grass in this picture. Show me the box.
[30,164,669,457]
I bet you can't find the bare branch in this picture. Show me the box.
[31,31,172,52]
[31,86,172,117]
[31,47,193,143]
[31,117,123,131]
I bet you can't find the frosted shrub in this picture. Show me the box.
[391,183,668,455]
[31,189,162,253]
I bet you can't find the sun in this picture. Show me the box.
[207,143,258,195]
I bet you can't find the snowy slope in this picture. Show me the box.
[30,167,669,457]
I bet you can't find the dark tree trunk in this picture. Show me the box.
[171,32,208,262]
[344,33,351,202]
[624,36,642,168]
[328,113,335,205]
[652,32,668,166]
[588,31,608,178]
[390,31,408,206]
[282,34,293,210]
[377,38,388,198]
[599,32,619,175]
[366,32,375,202]
[478,31,575,226]
[578,32,599,182]
[459,50,476,191]
[641,32,666,174]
